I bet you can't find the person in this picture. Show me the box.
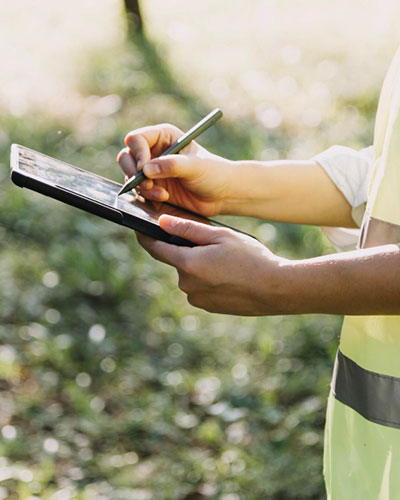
[117,46,400,499]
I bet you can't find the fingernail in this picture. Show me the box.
[144,164,161,177]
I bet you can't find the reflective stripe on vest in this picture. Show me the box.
[332,349,400,429]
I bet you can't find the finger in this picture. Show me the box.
[159,215,226,246]
[142,155,196,181]
[124,134,151,171]
[138,178,154,190]
[125,125,182,170]
[138,186,169,202]
[117,147,137,177]
[118,149,154,190]
[136,231,186,267]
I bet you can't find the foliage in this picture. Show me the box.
[0,23,378,500]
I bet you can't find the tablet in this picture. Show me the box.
[10,144,230,247]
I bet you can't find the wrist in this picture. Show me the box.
[271,259,309,314]
[258,254,328,316]
[255,253,301,315]
[220,160,272,215]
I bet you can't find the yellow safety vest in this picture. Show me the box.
[324,46,400,499]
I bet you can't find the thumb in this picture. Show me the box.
[143,155,196,180]
[159,215,223,246]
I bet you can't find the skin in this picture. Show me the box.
[117,124,400,316]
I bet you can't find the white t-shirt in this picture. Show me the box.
[313,145,374,250]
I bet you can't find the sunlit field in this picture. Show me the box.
[0,1,399,499]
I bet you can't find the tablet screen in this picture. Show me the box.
[16,146,213,226]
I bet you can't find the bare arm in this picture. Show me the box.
[279,244,400,315]
[221,159,357,227]
[135,216,400,317]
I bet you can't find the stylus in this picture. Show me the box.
[117,108,223,196]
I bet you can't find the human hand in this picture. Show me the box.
[136,214,288,315]
[117,123,235,216]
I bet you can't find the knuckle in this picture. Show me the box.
[116,147,127,163]
[124,131,137,144]
[158,123,184,145]
[186,294,198,307]
[187,294,204,310]
[125,131,147,150]
[177,272,190,293]
[159,123,181,135]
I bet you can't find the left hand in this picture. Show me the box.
[136,215,288,315]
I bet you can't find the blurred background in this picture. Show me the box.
[1,1,399,499]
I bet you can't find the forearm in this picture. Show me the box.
[275,244,400,315]
[220,159,357,227]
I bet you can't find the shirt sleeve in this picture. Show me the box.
[313,145,374,250]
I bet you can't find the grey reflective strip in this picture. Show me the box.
[332,349,400,428]
[359,216,400,248]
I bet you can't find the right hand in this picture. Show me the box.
[117,123,234,216]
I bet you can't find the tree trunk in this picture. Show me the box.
[124,0,143,33]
